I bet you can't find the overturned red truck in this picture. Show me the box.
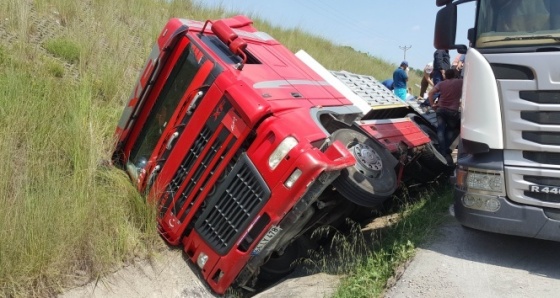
[112,15,448,294]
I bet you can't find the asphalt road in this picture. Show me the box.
[385,206,560,298]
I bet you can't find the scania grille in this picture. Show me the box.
[522,175,560,203]
[505,89,560,149]
[522,152,560,166]
[505,167,560,208]
[195,153,270,255]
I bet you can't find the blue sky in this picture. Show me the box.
[196,0,476,70]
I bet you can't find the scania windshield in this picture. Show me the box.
[475,0,560,48]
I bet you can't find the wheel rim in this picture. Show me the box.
[330,128,398,206]
[352,143,382,178]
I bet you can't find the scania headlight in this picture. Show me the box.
[456,167,505,194]
[456,167,505,212]
[269,136,298,170]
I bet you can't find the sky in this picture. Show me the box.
[195,0,476,70]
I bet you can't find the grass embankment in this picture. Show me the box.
[0,0,430,296]
[329,185,453,297]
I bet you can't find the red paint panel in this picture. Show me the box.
[358,119,430,152]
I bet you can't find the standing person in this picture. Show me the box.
[392,61,409,101]
[452,53,466,78]
[428,68,463,163]
[418,62,434,100]
[433,49,450,85]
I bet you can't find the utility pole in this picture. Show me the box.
[399,45,412,61]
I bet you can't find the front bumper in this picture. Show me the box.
[454,187,560,242]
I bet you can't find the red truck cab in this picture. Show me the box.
[113,15,445,294]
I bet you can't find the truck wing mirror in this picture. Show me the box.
[211,20,238,45]
[202,19,248,69]
[436,0,453,7]
[434,3,466,52]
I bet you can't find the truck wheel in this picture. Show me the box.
[331,129,398,207]
[414,122,451,176]
[258,235,311,282]
[406,160,440,184]
[405,141,450,184]
[417,123,438,146]
[420,141,447,166]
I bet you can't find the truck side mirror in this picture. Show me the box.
[436,0,453,7]
[211,20,238,46]
[434,3,466,53]
[204,19,248,69]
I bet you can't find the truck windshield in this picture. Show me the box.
[475,0,560,48]
[129,42,202,171]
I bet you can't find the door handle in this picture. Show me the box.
[146,164,161,191]
[166,131,179,149]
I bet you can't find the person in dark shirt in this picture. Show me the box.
[381,79,394,91]
[433,49,450,85]
[392,61,409,100]
[428,68,463,162]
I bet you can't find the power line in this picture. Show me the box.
[399,45,412,61]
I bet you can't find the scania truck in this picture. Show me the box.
[112,15,447,294]
[434,0,560,241]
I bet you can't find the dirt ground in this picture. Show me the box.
[60,206,560,298]
[59,246,340,298]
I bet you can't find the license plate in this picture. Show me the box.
[528,185,560,194]
[251,225,282,256]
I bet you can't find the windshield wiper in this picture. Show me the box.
[484,35,560,43]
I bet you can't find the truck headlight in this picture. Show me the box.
[456,167,505,195]
[456,167,505,212]
[269,136,298,170]
[197,252,209,269]
[462,193,501,212]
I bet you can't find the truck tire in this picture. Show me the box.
[406,160,440,184]
[417,123,438,146]
[258,235,312,282]
[419,141,448,168]
[406,141,450,183]
[331,129,398,207]
[413,121,452,179]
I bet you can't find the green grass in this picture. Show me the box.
[332,185,453,298]
[44,38,80,64]
[0,0,426,297]
[301,184,453,298]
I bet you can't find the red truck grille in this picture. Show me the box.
[158,98,270,253]
[195,154,270,254]
[164,125,213,215]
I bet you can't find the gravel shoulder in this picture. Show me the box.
[385,207,560,298]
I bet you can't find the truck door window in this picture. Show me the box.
[129,42,203,171]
